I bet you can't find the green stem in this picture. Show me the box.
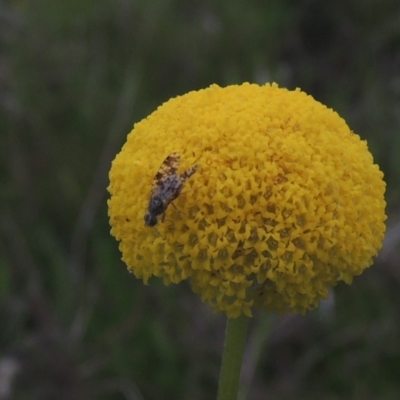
[217,314,250,400]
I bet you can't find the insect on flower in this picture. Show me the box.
[144,153,199,227]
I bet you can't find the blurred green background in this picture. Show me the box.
[1,0,400,399]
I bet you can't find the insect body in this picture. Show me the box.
[144,153,199,227]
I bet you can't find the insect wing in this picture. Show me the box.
[180,164,200,184]
[150,152,181,195]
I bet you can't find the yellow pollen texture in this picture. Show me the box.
[107,83,386,318]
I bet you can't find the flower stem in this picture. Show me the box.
[217,314,250,400]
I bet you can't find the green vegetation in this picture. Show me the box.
[1,1,399,399]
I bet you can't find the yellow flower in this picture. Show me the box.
[107,83,386,318]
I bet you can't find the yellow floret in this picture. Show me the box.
[108,83,386,317]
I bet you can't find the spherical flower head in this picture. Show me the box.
[108,83,386,318]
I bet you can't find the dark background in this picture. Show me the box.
[1,1,400,399]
